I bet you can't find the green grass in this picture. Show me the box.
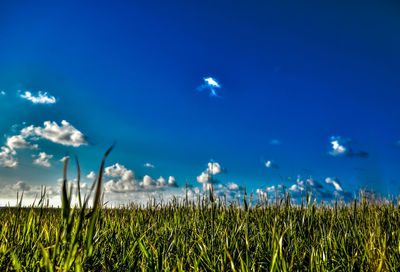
[0,149,399,271]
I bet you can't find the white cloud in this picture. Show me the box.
[204,77,220,88]
[0,134,38,168]
[0,146,18,168]
[22,121,87,147]
[168,176,177,186]
[60,156,69,163]
[144,163,155,168]
[196,161,222,184]
[1,90,6,95]
[105,163,129,177]
[86,171,96,179]
[265,160,279,169]
[6,135,37,152]
[20,91,56,104]
[104,163,178,193]
[226,182,239,190]
[33,152,53,167]
[325,177,343,191]
[198,77,221,97]
[328,136,347,156]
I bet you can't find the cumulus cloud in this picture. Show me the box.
[33,152,53,167]
[325,177,343,191]
[104,163,178,193]
[22,121,87,147]
[256,185,279,198]
[196,162,222,185]
[105,163,129,177]
[86,171,96,179]
[197,77,221,97]
[20,91,56,104]
[328,136,368,158]
[0,134,38,168]
[288,177,305,192]
[255,175,347,202]
[328,136,347,156]
[6,135,37,152]
[144,163,155,168]
[0,146,18,168]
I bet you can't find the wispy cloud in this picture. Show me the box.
[1,90,6,96]
[197,77,221,97]
[325,177,343,191]
[33,152,53,167]
[270,139,281,145]
[60,156,69,163]
[144,163,155,168]
[265,160,279,169]
[20,91,56,104]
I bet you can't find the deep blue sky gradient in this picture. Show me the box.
[1,0,400,199]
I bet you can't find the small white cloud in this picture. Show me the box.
[144,163,155,168]
[198,77,221,97]
[20,91,56,104]
[325,177,343,191]
[328,136,347,156]
[265,160,279,169]
[86,171,96,179]
[104,163,178,193]
[1,90,6,96]
[60,156,69,163]
[226,182,239,190]
[168,176,177,186]
[204,77,220,88]
[33,152,53,167]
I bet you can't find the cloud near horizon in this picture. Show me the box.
[103,163,178,193]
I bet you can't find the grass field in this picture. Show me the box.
[1,150,399,271]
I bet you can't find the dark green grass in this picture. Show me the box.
[0,150,399,271]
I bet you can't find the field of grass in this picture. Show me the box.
[1,150,399,271]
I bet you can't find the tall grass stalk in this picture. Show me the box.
[0,149,400,271]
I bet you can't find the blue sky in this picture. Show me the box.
[0,0,400,205]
